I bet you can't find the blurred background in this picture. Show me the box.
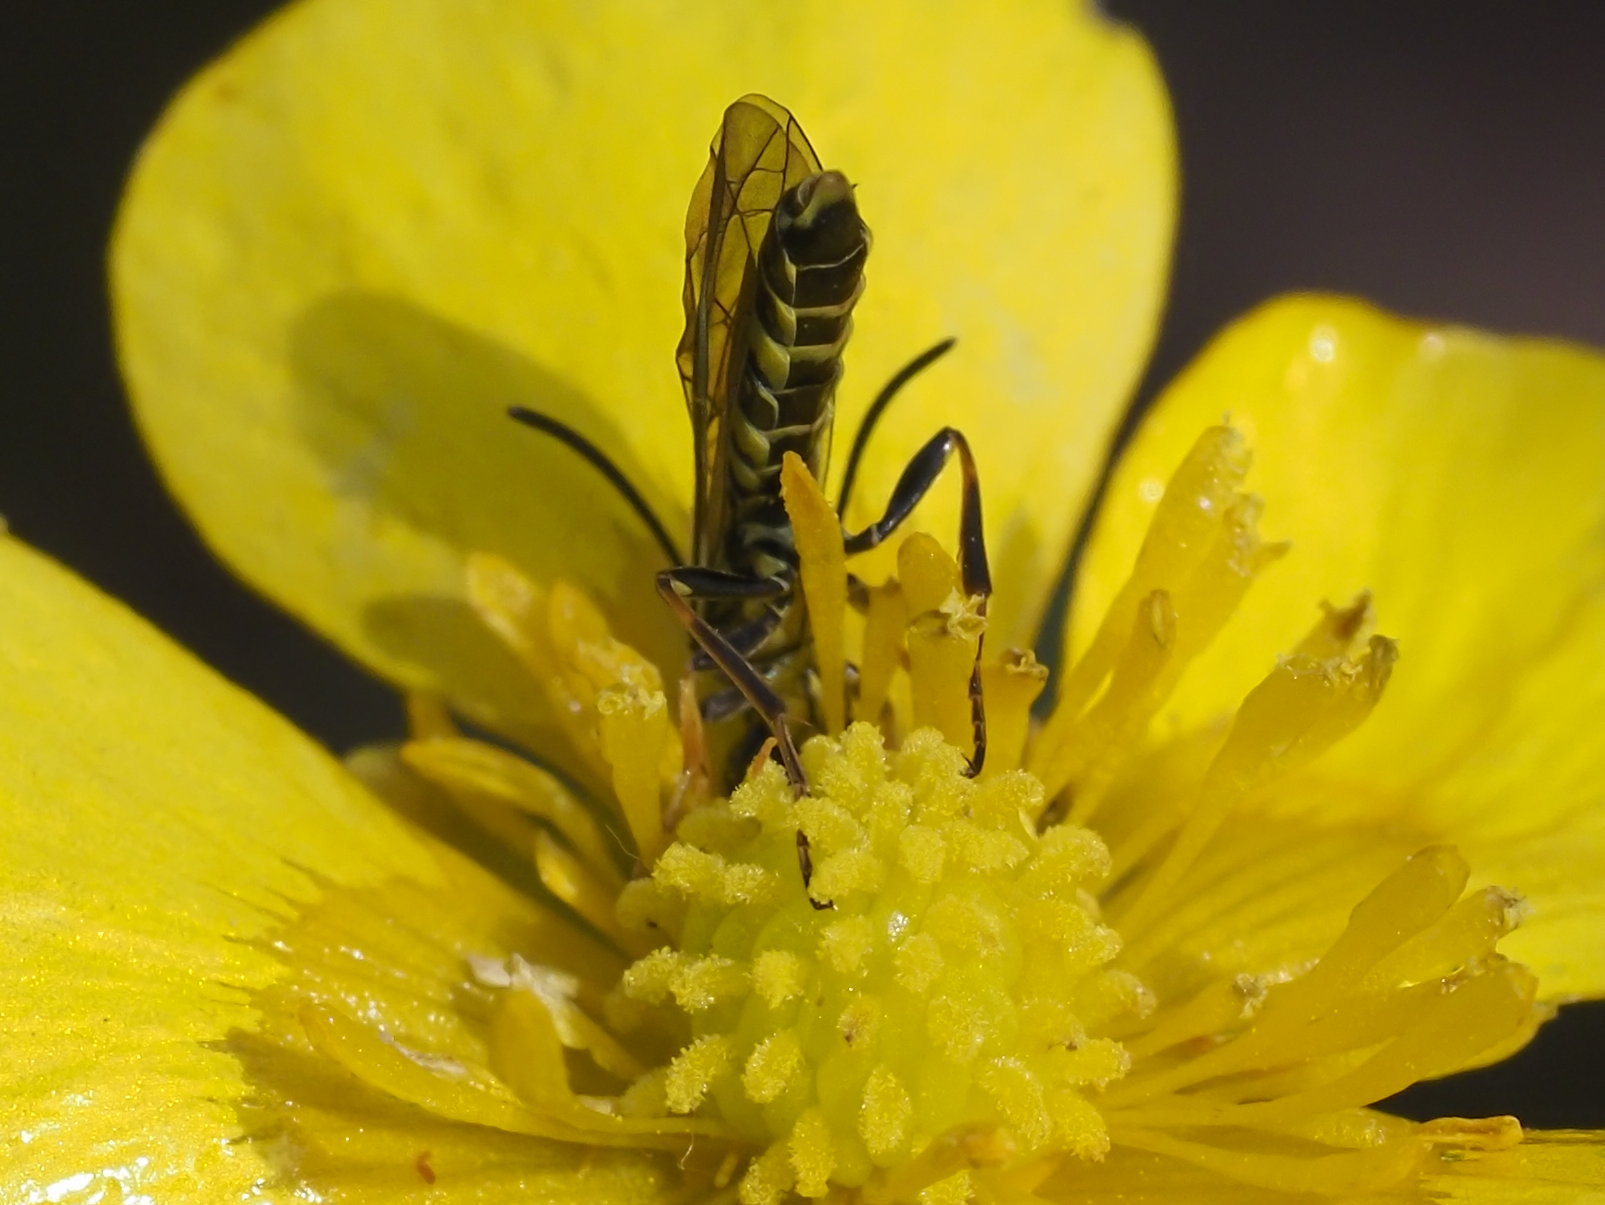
[5,2,1603,1127]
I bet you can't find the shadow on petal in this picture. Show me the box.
[289,292,685,693]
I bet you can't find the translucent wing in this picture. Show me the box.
[678,93,822,566]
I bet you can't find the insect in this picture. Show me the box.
[513,94,992,808]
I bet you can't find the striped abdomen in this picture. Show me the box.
[722,169,869,586]
[701,169,868,744]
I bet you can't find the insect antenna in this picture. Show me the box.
[836,336,957,516]
[508,406,685,566]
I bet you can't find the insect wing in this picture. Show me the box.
[677,93,822,566]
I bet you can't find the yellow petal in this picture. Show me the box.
[0,537,666,1201]
[1413,1130,1605,1203]
[1027,1130,1605,1202]
[1073,295,1605,999]
[112,0,1175,739]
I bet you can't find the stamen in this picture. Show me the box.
[856,579,907,727]
[1050,425,1251,723]
[1115,633,1397,940]
[978,649,1048,777]
[1295,591,1375,659]
[1031,428,1287,822]
[782,452,849,735]
[1032,588,1177,813]
[300,1001,704,1147]
[1110,1125,1421,1195]
[468,553,681,861]
[470,953,646,1079]
[532,829,632,944]
[1107,848,1541,1126]
[900,534,986,753]
[401,735,623,877]
[596,674,677,866]
[466,553,609,786]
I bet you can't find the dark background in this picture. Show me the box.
[5,3,1603,1127]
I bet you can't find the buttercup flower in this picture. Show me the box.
[3,1,1603,1201]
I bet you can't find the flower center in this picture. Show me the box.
[614,724,1137,1200]
[263,424,1541,1204]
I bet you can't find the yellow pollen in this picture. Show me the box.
[618,725,1130,1197]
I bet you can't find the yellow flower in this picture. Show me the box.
[3,0,1603,1201]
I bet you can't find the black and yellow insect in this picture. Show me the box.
[514,94,991,805]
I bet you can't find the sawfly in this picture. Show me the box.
[512,94,992,817]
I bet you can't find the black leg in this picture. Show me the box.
[657,567,838,904]
[656,568,806,789]
[689,605,784,670]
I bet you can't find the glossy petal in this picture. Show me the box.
[1410,1131,1605,1203]
[111,0,1174,737]
[1073,295,1605,1000]
[1035,1131,1605,1203]
[0,538,666,1201]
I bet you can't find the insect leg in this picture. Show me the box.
[656,568,807,789]
[703,626,808,717]
[659,567,831,905]
[689,606,785,670]
[842,427,992,775]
